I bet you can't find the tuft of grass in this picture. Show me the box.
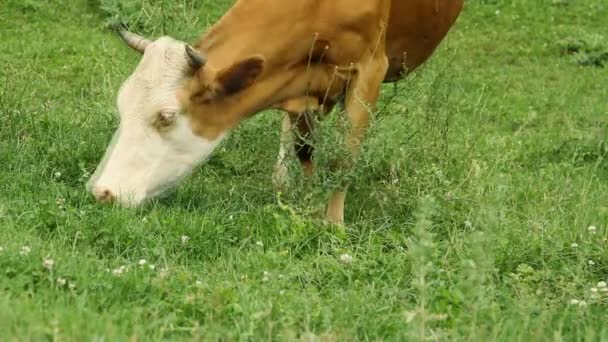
[557,33,608,67]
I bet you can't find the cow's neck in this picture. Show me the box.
[188,1,349,140]
[197,0,297,68]
[197,2,300,107]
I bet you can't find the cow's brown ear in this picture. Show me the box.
[215,56,265,96]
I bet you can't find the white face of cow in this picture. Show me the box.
[88,35,224,207]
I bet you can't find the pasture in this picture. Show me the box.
[1,0,607,340]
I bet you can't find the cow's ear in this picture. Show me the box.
[215,56,265,96]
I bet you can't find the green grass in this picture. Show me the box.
[1,0,608,340]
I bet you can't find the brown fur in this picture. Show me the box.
[180,0,464,223]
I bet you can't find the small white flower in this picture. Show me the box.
[112,266,127,277]
[138,259,147,267]
[0,246,4,253]
[340,253,353,264]
[589,260,596,266]
[256,241,264,247]
[464,220,473,228]
[57,278,67,286]
[597,281,607,288]
[20,246,31,256]
[601,287,608,293]
[588,225,597,234]
[569,299,580,305]
[195,280,203,287]
[495,10,501,16]
[578,300,588,307]
[571,243,579,248]
[262,271,270,282]
[181,235,190,244]
[279,290,285,295]
[591,287,599,293]
[68,283,76,290]
[404,311,417,323]
[278,274,284,279]
[148,264,156,271]
[229,215,234,220]
[54,172,62,179]
[43,258,54,270]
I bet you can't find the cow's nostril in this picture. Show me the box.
[94,187,116,203]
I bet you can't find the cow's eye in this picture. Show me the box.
[154,111,177,129]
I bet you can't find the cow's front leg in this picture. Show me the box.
[272,113,294,188]
[272,97,320,188]
[326,56,389,225]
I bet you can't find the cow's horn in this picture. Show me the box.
[117,29,151,54]
[185,45,207,70]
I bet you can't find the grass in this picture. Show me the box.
[1,0,608,340]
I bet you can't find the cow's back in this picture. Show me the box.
[385,0,464,81]
[198,0,462,89]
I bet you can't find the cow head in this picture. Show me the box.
[88,30,264,206]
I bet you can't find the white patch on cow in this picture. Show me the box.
[88,36,226,206]
[272,114,292,188]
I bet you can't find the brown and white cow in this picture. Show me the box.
[88,0,464,224]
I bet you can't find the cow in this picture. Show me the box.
[88,0,464,224]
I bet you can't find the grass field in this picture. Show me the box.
[1,0,608,340]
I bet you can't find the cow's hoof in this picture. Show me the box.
[322,215,347,235]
